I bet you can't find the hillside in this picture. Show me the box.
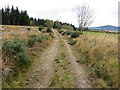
[90,25,118,32]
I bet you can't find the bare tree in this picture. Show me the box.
[74,3,95,30]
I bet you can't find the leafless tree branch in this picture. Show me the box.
[74,3,95,29]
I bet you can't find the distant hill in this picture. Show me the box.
[89,25,118,32]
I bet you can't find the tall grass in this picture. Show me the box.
[74,32,118,88]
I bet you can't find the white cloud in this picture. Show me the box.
[0,0,119,27]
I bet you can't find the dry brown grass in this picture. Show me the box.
[2,25,53,88]
[74,32,118,88]
[1,25,44,41]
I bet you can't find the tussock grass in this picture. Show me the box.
[74,32,118,88]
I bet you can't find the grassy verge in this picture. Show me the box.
[2,25,53,88]
[49,40,76,88]
[70,31,118,88]
[57,29,118,88]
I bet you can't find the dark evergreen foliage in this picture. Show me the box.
[1,5,76,30]
[1,5,46,26]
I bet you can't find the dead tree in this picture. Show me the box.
[74,3,95,31]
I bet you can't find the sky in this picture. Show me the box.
[0,0,119,27]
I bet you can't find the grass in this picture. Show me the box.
[49,40,76,88]
[72,31,118,88]
[2,39,31,88]
[2,25,53,88]
[83,31,118,38]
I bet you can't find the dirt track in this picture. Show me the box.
[24,29,91,88]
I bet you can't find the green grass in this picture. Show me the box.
[83,31,118,38]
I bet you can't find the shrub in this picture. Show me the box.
[71,32,82,38]
[27,36,49,47]
[26,27,31,31]
[41,30,47,33]
[27,37,42,47]
[61,31,66,35]
[54,21,61,29]
[45,20,54,28]
[68,40,77,45]
[61,25,74,30]
[38,26,43,31]
[65,31,71,35]
[58,30,63,34]
[2,39,31,87]
[27,38,35,47]
[47,28,52,33]
[2,39,31,67]
[16,51,30,66]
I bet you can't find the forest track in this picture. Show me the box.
[25,29,60,88]
[25,29,90,88]
[54,30,91,88]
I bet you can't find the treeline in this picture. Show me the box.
[1,6,29,25]
[1,5,45,26]
[1,5,76,30]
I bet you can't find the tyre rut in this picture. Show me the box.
[54,29,91,88]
